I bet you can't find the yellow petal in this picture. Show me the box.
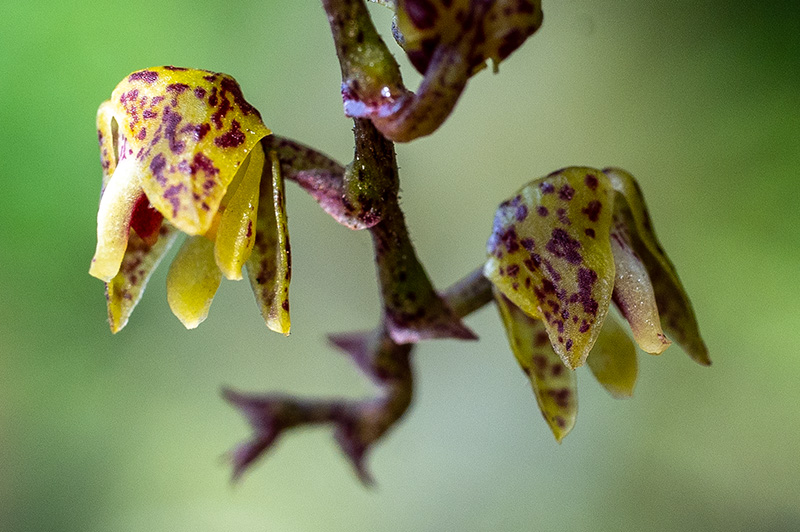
[495,289,577,442]
[586,312,638,398]
[89,157,142,282]
[106,67,271,235]
[610,210,671,354]
[214,143,263,280]
[485,167,616,369]
[246,150,291,335]
[106,226,179,333]
[166,235,222,329]
[603,168,710,365]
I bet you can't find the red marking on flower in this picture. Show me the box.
[214,120,246,148]
[163,184,185,217]
[190,152,219,176]
[128,70,158,83]
[166,83,190,93]
[559,185,575,201]
[546,229,582,264]
[582,200,602,222]
[577,268,598,315]
[130,195,164,245]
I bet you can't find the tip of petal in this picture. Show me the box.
[89,260,118,283]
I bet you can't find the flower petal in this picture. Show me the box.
[107,67,271,235]
[610,210,671,354]
[485,167,616,369]
[495,289,577,442]
[246,150,291,335]
[96,100,118,189]
[586,312,638,398]
[214,143,264,280]
[105,226,179,333]
[603,168,710,365]
[166,235,222,329]
[89,157,142,282]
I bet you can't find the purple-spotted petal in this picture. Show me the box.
[495,289,578,442]
[103,67,271,236]
[246,150,291,335]
[485,167,616,369]
[395,0,543,74]
[105,226,179,333]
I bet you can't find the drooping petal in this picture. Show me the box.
[166,235,222,329]
[603,168,710,365]
[214,143,264,280]
[494,289,578,442]
[105,67,271,236]
[246,150,291,335]
[89,157,143,282]
[105,226,179,333]
[586,312,638,398]
[485,167,617,369]
[609,210,671,354]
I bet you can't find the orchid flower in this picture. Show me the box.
[485,167,709,440]
[90,67,290,335]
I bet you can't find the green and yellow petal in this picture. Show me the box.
[485,167,616,369]
[213,143,264,280]
[586,312,638,398]
[603,167,710,365]
[495,289,577,442]
[166,235,222,329]
[246,150,291,335]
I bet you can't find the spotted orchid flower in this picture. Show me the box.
[394,0,543,75]
[91,67,290,335]
[485,167,709,440]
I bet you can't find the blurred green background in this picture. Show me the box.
[1,1,798,530]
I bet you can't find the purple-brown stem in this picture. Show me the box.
[225,2,496,482]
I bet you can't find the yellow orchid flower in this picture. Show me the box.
[485,167,709,440]
[91,67,290,335]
